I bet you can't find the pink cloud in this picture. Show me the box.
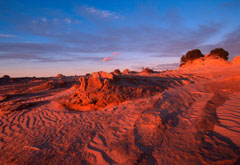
[102,57,113,62]
[112,52,120,56]
[102,52,120,62]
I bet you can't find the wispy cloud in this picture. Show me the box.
[112,52,120,56]
[82,6,119,19]
[102,52,120,62]
[41,17,47,22]
[199,26,240,59]
[64,18,72,23]
[1,5,239,64]
[102,57,113,62]
[132,62,179,71]
[0,34,16,38]
[153,63,180,70]
[0,42,104,62]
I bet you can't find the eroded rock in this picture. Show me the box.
[91,71,114,79]
[61,72,170,110]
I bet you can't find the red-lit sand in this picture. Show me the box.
[0,57,239,164]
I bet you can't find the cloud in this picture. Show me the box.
[1,4,238,63]
[0,42,104,62]
[1,21,224,60]
[102,57,113,62]
[199,26,240,59]
[2,4,224,59]
[112,52,120,56]
[0,42,65,53]
[0,52,103,63]
[153,63,180,70]
[0,34,16,38]
[8,23,224,58]
[41,17,47,22]
[132,62,180,72]
[32,20,38,24]
[64,18,72,23]
[79,6,119,19]
[102,52,120,62]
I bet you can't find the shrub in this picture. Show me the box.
[180,49,204,64]
[208,48,229,60]
[142,67,154,73]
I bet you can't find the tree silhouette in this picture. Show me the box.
[208,48,229,60]
[180,49,204,65]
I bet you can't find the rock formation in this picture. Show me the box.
[91,71,114,79]
[60,71,168,110]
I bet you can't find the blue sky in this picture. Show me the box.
[0,0,240,77]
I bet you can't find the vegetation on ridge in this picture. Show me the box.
[180,48,229,66]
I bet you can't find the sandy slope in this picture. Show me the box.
[0,64,240,164]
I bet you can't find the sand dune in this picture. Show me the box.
[0,60,240,164]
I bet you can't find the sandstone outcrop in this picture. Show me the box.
[91,71,114,79]
[61,71,168,110]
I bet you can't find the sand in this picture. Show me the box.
[0,63,239,164]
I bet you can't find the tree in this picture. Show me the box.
[142,67,154,73]
[180,49,204,65]
[208,48,229,60]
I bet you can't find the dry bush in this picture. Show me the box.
[180,49,204,66]
[208,48,229,60]
[141,67,154,73]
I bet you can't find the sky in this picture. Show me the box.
[0,0,240,77]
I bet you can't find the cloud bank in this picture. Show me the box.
[0,34,16,38]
